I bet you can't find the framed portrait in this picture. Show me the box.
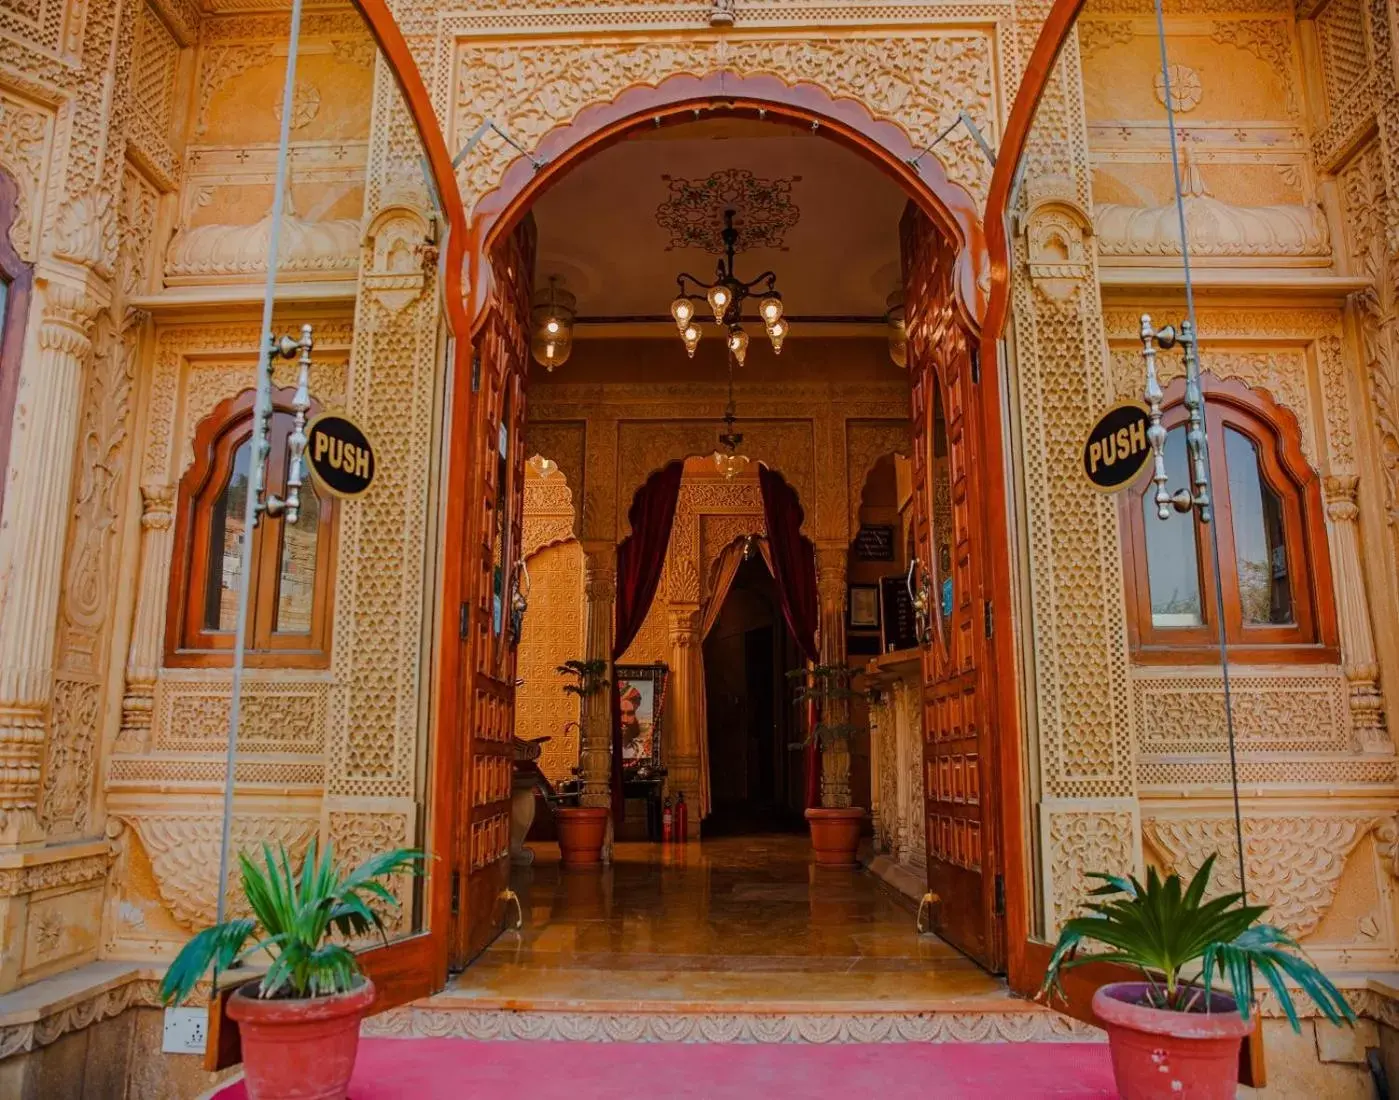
[613,664,668,767]
[848,584,881,629]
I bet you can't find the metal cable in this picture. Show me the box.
[1151,0,1248,899]
[214,0,308,938]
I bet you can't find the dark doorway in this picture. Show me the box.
[702,555,805,835]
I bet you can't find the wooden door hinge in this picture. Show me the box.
[983,598,994,639]
[994,873,1006,916]
[970,346,981,384]
[459,601,470,640]
[451,870,461,916]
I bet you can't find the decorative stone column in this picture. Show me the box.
[665,604,703,814]
[578,541,616,808]
[119,483,175,750]
[1324,475,1390,753]
[0,281,98,845]
[814,542,850,808]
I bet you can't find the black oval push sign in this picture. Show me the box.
[1082,402,1151,492]
[306,414,376,498]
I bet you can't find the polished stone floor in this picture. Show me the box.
[441,834,1010,1011]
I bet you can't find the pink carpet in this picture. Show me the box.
[214,1038,1116,1098]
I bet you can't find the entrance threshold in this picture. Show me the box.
[369,836,1097,1043]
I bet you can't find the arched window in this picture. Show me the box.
[1122,376,1338,664]
[0,170,34,520]
[166,388,337,667]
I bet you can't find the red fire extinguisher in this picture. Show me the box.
[675,791,688,844]
[662,794,673,843]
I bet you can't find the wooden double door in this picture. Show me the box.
[901,205,1005,972]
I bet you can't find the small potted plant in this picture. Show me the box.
[1041,854,1353,1100]
[553,658,610,867]
[160,839,422,1100]
[788,664,865,867]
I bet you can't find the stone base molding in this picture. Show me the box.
[362,1003,1102,1044]
[0,840,112,995]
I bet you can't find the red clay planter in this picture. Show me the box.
[805,808,865,868]
[555,805,609,867]
[1092,981,1254,1100]
[226,978,375,1100]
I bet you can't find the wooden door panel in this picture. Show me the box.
[900,204,1003,972]
[451,219,535,970]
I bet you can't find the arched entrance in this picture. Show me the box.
[441,71,1024,982]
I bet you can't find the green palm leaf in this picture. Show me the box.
[1040,851,1354,1030]
[160,840,424,1006]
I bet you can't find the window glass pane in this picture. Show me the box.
[203,438,251,632]
[0,277,9,338]
[1143,427,1203,628]
[275,482,321,634]
[1225,426,1294,625]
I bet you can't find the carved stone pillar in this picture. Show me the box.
[814,543,850,808]
[579,541,616,808]
[0,282,97,845]
[665,605,703,814]
[1324,475,1390,752]
[119,483,175,750]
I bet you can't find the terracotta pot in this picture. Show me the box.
[554,806,608,868]
[1093,981,1254,1100]
[804,807,865,868]
[226,978,375,1100]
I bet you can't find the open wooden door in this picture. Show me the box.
[901,205,1004,972]
[449,218,536,969]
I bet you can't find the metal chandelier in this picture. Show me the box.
[668,208,789,364]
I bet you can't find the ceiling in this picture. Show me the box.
[529,119,908,322]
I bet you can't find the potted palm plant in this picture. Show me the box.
[160,839,422,1100]
[1041,853,1353,1100]
[553,658,610,867]
[788,664,865,867]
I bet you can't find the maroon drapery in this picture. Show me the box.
[757,464,822,809]
[611,460,685,823]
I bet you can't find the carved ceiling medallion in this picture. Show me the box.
[655,169,800,253]
[1154,64,1202,113]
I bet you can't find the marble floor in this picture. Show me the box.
[440,834,1011,1011]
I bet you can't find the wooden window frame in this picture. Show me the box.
[165,387,337,669]
[0,171,34,521]
[1121,375,1339,665]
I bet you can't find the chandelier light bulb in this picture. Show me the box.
[682,324,701,358]
[671,296,695,329]
[708,285,730,323]
[767,318,788,355]
[545,318,561,335]
[727,326,749,366]
[759,295,783,325]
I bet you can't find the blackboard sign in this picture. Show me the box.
[853,524,895,561]
[879,575,919,653]
[306,414,377,498]
[1082,402,1151,493]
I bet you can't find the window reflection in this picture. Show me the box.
[492,413,509,637]
[1143,427,1203,628]
[203,438,251,632]
[276,481,321,634]
[1225,427,1293,626]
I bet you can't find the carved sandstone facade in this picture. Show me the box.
[0,0,1398,1076]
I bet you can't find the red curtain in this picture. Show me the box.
[757,464,822,809]
[611,460,685,823]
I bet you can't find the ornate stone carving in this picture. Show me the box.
[1045,808,1138,933]
[455,33,996,214]
[124,813,317,928]
[1143,816,1380,939]
[1094,159,1331,262]
[0,93,51,261]
[1021,177,1095,300]
[164,201,360,283]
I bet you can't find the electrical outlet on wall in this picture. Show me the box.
[162,1006,207,1055]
